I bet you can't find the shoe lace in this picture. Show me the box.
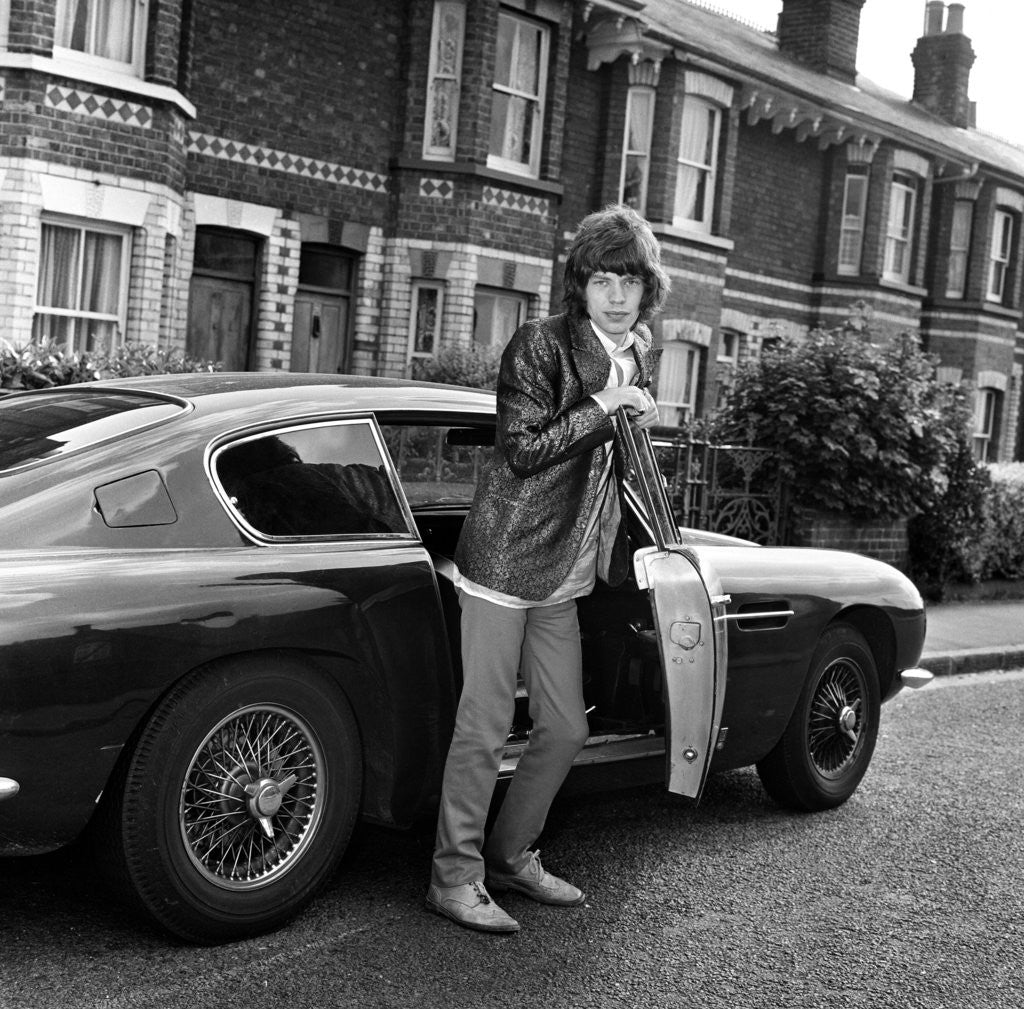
[470,881,491,904]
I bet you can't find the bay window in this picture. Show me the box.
[674,98,720,231]
[488,10,549,177]
[409,282,444,363]
[656,341,702,425]
[972,388,999,461]
[946,199,973,298]
[423,2,465,160]
[619,87,655,212]
[473,287,527,349]
[54,0,148,76]
[838,170,868,275]
[33,219,130,354]
[987,209,1014,303]
[883,172,918,284]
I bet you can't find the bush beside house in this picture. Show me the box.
[710,311,1011,597]
[1,341,219,392]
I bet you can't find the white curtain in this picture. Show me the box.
[96,0,134,63]
[55,0,133,62]
[38,225,79,309]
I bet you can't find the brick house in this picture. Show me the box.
[1,0,1021,460]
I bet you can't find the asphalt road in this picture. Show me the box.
[2,670,1022,1009]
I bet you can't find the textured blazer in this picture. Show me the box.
[455,312,656,601]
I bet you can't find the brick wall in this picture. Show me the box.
[789,508,909,570]
[728,121,827,283]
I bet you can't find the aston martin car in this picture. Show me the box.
[0,373,931,943]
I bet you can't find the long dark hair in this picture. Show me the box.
[562,204,670,323]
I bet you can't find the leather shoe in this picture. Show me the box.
[425,881,520,933]
[487,850,585,906]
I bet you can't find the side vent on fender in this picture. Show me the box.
[729,600,793,631]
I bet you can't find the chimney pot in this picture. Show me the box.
[945,3,965,33]
[924,1,944,36]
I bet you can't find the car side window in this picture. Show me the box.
[379,423,492,508]
[214,420,411,538]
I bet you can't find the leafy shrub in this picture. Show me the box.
[1,340,219,391]
[714,316,966,521]
[906,391,991,597]
[411,343,501,390]
[979,463,1024,581]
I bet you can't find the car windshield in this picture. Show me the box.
[0,390,185,471]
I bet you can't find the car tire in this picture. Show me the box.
[755,623,881,812]
[94,654,362,943]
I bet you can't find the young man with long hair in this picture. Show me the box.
[427,205,670,933]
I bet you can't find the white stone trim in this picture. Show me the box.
[193,194,278,237]
[0,52,195,117]
[38,173,152,226]
[892,149,931,178]
[683,70,733,108]
[993,186,1024,213]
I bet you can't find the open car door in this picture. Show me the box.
[618,410,729,801]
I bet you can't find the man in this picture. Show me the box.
[427,205,669,933]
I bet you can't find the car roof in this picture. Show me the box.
[81,371,496,414]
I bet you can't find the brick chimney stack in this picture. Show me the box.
[777,0,866,83]
[912,2,975,128]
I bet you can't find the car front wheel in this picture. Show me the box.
[755,623,881,811]
[95,654,362,943]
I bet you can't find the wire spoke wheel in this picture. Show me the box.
[180,703,325,890]
[807,658,865,779]
[755,623,880,811]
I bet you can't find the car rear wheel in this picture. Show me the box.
[756,623,880,811]
[95,654,362,943]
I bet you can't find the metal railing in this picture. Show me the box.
[651,432,785,545]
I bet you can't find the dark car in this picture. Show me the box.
[0,373,931,943]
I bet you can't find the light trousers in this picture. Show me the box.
[430,593,589,887]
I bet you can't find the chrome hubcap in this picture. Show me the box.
[808,658,865,779]
[179,704,324,890]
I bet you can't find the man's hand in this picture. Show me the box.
[594,386,660,429]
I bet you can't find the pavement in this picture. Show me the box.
[921,596,1024,676]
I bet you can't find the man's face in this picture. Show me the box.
[584,271,645,342]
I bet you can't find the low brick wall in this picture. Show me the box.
[789,509,909,570]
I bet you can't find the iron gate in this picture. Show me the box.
[651,434,785,545]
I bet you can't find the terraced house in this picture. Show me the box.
[1,0,1021,459]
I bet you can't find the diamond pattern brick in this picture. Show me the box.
[187,132,388,194]
[419,177,454,198]
[482,185,549,217]
[45,85,152,128]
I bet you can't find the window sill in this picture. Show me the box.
[389,157,564,196]
[649,223,734,252]
[0,52,196,118]
[878,277,928,297]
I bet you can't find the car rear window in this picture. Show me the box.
[0,390,185,470]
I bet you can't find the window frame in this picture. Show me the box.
[673,96,721,233]
[408,280,445,364]
[655,340,702,425]
[618,85,655,213]
[53,0,148,78]
[837,169,869,276]
[473,286,528,350]
[946,199,974,299]
[486,8,550,179]
[422,0,466,161]
[883,171,918,284]
[987,208,1015,304]
[33,215,132,356]
[212,418,418,543]
[972,388,999,462]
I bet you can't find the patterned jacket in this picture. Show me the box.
[454,311,656,601]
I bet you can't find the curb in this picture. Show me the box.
[920,646,1024,677]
